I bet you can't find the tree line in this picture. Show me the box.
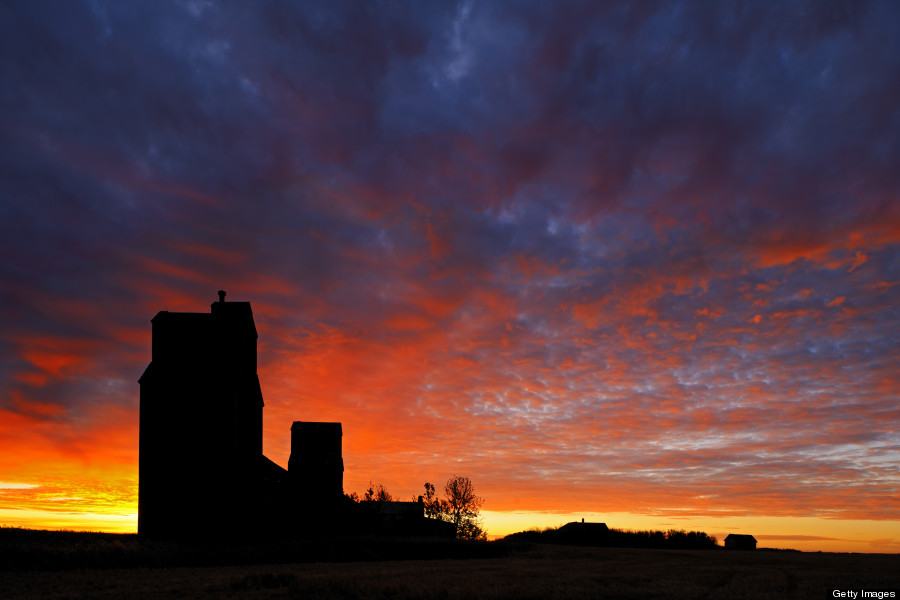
[505,525,718,549]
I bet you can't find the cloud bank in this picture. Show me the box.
[1,1,898,533]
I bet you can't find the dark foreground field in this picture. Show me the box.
[1,530,897,599]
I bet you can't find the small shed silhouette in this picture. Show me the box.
[724,534,757,550]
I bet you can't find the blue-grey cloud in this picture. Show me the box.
[1,0,898,528]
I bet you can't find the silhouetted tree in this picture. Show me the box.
[421,482,446,520]
[363,482,393,502]
[421,476,486,540]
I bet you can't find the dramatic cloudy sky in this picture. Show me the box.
[2,1,899,551]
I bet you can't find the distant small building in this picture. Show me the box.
[560,520,609,534]
[724,534,757,550]
[556,520,609,545]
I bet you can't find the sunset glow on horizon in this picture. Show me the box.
[2,1,899,553]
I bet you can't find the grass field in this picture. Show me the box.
[1,529,897,599]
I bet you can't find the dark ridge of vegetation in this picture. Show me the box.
[0,527,511,572]
[504,525,720,550]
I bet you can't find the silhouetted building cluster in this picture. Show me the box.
[358,500,456,537]
[138,291,444,540]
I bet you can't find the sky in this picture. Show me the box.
[1,1,899,553]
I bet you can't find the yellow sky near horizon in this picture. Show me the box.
[480,511,900,554]
[2,499,898,555]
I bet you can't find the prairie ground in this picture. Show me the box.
[2,540,898,600]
